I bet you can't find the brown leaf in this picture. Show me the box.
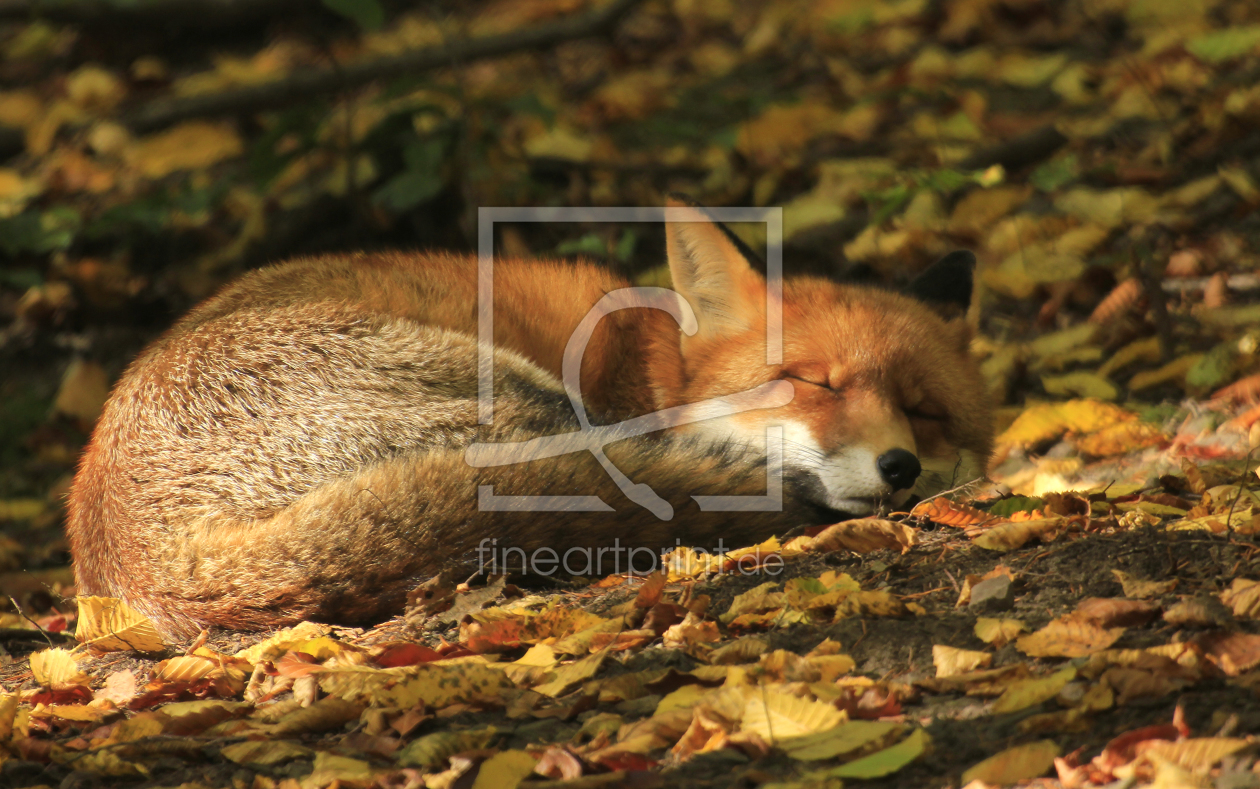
[808,518,916,554]
[911,498,989,528]
[1075,598,1161,628]
[1017,613,1126,658]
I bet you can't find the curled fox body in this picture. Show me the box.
[68,204,993,639]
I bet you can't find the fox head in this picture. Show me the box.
[660,200,994,516]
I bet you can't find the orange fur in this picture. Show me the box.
[68,203,993,639]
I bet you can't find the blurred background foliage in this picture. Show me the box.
[1,0,1260,507]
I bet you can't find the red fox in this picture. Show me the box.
[67,200,993,639]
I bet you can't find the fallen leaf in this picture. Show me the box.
[808,518,916,554]
[740,688,845,744]
[933,645,992,678]
[962,739,1060,785]
[75,596,164,653]
[1017,614,1125,658]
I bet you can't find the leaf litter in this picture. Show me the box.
[4,0,1260,787]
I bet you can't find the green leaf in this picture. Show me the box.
[321,0,384,31]
[399,728,497,769]
[826,727,928,778]
[987,497,1045,517]
[373,138,446,212]
[1187,25,1260,64]
[0,209,80,255]
[556,233,606,258]
[1030,154,1079,192]
[0,269,41,289]
[921,168,972,194]
[614,230,637,263]
[1186,342,1239,390]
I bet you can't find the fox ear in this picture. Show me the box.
[907,250,975,319]
[665,196,765,343]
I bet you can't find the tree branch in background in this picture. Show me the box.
[0,0,305,24]
[122,0,644,133]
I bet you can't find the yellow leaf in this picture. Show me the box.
[656,684,711,717]
[990,667,1076,714]
[947,185,1031,236]
[709,636,772,666]
[53,359,110,424]
[1112,570,1177,599]
[1055,187,1159,228]
[129,121,243,180]
[1129,354,1202,391]
[471,749,538,789]
[737,103,854,167]
[29,648,89,690]
[740,688,845,744]
[1220,578,1260,619]
[65,65,126,112]
[220,740,313,766]
[1075,421,1168,457]
[319,661,512,709]
[974,617,1028,648]
[0,498,45,521]
[75,596,164,653]
[1139,736,1251,772]
[826,727,929,778]
[962,739,1060,784]
[235,621,332,663]
[302,752,373,789]
[808,518,916,554]
[973,518,1065,552]
[399,728,497,769]
[718,582,784,623]
[1017,614,1125,658]
[998,399,1136,446]
[780,720,902,761]
[533,651,607,698]
[0,693,17,740]
[1041,371,1118,400]
[933,645,992,678]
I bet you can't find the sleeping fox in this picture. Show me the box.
[67,200,993,639]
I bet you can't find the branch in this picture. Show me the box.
[121,0,644,134]
[0,0,304,24]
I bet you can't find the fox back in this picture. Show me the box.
[68,203,993,639]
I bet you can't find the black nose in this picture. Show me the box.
[877,449,921,491]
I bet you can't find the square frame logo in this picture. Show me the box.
[464,206,788,519]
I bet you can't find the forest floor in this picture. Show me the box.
[4,0,1260,787]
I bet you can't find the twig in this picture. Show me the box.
[120,0,644,134]
[1135,243,1174,362]
[1162,274,1260,293]
[0,0,303,24]
[9,595,54,648]
[1225,446,1257,532]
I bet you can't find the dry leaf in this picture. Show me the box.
[740,688,845,744]
[911,498,989,527]
[973,518,1066,551]
[75,596,164,653]
[962,739,1060,785]
[808,518,916,554]
[974,617,1028,648]
[29,648,90,690]
[933,645,992,678]
[1017,613,1125,658]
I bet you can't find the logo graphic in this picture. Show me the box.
[464,206,787,518]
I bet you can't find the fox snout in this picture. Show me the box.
[877,448,921,491]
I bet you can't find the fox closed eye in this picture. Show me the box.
[783,371,833,390]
